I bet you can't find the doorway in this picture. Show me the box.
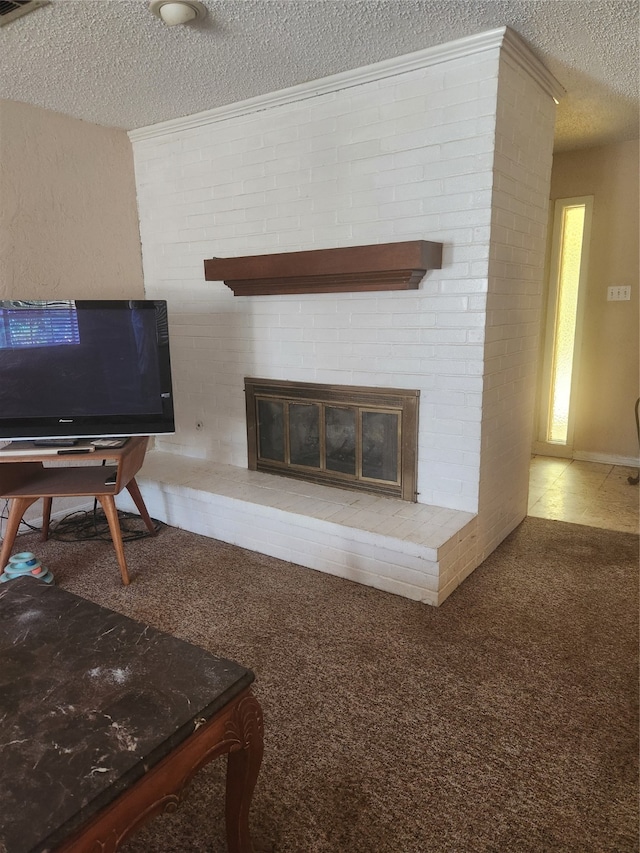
[534,196,593,457]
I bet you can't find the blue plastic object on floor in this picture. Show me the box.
[0,551,54,584]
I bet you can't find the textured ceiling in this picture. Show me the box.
[1,0,638,151]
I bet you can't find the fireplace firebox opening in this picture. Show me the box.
[245,378,419,501]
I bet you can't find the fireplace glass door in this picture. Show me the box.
[246,379,418,501]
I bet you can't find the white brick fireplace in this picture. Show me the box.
[121,27,561,604]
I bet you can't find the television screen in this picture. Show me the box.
[0,299,174,440]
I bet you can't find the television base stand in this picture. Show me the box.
[0,436,154,585]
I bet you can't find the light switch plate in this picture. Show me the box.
[607,285,631,301]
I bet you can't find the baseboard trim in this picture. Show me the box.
[532,442,571,459]
[572,450,640,468]
[532,442,639,468]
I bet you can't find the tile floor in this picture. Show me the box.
[528,456,640,534]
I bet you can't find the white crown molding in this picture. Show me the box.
[129,26,564,143]
[501,26,566,104]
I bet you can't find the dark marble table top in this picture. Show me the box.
[0,577,254,853]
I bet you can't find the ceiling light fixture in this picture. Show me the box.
[149,0,207,26]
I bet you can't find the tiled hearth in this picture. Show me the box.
[119,450,477,606]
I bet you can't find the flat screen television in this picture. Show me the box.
[0,299,174,441]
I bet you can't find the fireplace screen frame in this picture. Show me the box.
[245,378,419,501]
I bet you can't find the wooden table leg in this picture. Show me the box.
[0,496,40,570]
[97,494,131,586]
[125,478,157,536]
[41,497,53,541]
[226,693,264,853]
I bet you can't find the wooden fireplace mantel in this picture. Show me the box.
[204,240,443,296]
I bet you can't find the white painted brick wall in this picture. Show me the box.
[474,53,556,567]
[132,51,501,514]
[131,37,556,577]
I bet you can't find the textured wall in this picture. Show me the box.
[546,140,639,462]
[0,100,144,299]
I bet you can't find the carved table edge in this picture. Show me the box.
[53,688,263,853]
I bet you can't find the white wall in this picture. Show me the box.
[474,52,556,569]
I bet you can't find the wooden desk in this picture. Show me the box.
[0,577,263,853]
[0,437,155,585]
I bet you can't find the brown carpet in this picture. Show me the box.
[11,516,639,853]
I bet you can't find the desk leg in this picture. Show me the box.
[0,496,40,570]
[125,478,157,536]
[97,495,131,586]
[226,693,264,853]
[41,497,53,541]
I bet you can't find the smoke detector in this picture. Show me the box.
[0,0,49,27]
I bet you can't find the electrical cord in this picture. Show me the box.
[0,499,163,546]
[49,502,164,543]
